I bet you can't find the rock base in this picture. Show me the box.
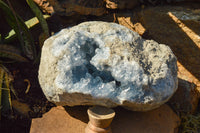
[30,105,180,133]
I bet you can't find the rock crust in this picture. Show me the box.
[39,21,178,111]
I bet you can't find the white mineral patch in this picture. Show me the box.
[39,21,178,111]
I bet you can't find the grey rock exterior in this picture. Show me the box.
[39,21,178,111]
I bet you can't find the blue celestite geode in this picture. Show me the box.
[38,21,178,111]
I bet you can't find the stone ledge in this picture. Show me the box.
[30,104,180,133]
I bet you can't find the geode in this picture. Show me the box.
[38,21,178,111]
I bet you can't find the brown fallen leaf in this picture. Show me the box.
[117,16,146,36]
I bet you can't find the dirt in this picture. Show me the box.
[0,62,55,133]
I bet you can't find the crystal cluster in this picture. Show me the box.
[39,21,178,111]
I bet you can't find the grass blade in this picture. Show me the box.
[0,44,29,62]
[4,72,12,112]
[0,0,36,60]
[0,65,12,115]
[0,67,4,120]
[26,0,49,37]
[4,15,50,43]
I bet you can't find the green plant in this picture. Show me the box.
[0,0,36,60]
[4,15,50,43]
[26,0,49,37]
[0,0,50,119]
[0,64,13,120]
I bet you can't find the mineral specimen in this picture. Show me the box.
[38,21,178,111]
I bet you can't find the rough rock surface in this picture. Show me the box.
[30,105,180,133]
[138,5,200,101]
[168,78,199,114]
[38,21,178,111]
[114,4,200,112]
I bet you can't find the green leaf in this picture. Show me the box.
[26,15,50,30]
[0,0,36,60]
[26,0,49,37]
[4,29,17,42]
[5,15,50,43]
[0,44,29,62]
[0,65,12,116]
[3,72,12,112]
[0,67,4,120]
